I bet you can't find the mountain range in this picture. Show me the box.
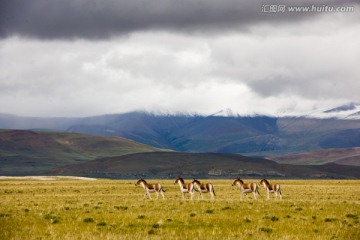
[0,103,360,174]
[2,110,360,153]
[1,129,359,179]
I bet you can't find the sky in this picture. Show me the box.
[0,0,359,117]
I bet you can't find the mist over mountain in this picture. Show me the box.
[324,103,357,113]
[320,103,360,119]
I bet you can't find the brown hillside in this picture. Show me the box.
[0,130,159,175]
[52,152,360,179]
[269,147,360,166]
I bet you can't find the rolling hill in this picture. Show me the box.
[1,110,360,165]
[52,152,360,179]
[0,129,159,175]
[1,129,359,179]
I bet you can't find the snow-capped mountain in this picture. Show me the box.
[309,103,360,119]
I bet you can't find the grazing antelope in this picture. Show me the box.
[232,178,259,200]
[135,178,165,199]
[192,179,215,200]
[260,178,282,200]
[174,176,195,200]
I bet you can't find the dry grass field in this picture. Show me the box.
[0,177,359,239]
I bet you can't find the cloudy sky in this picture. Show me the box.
[0,0,359,117]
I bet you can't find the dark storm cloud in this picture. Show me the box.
[1,0,357,39]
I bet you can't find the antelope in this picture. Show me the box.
[260,178,282,200]
[232,177,259,200]
[192,179,215,200]
[135,178,165,199]
[174,176,195,200]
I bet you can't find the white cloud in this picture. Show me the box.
[0,11,359,117]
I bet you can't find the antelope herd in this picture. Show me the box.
[135,176,282,200]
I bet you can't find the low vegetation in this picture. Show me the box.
[0,130,158,175]
[0,178,359,239]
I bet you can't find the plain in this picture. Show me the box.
[0,178,359,239]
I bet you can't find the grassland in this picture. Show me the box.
[0,178,359,239]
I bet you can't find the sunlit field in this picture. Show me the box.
[1,177,359,239]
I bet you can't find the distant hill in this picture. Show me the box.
[0,130,158,175]
[269,147,360,166]
[1,111,360,163]
[52,152,360,179]
[65,113,360,158]
[1,129,359,179]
